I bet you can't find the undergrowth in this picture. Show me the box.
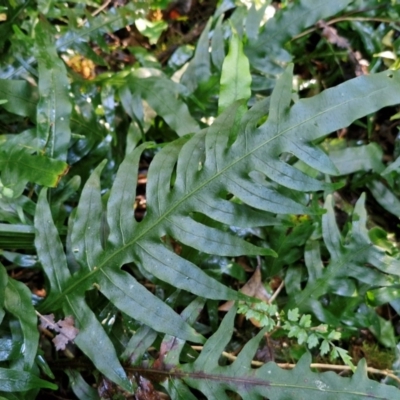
[1,0,400,398]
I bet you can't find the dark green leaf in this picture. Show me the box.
[3,266,38,370]
[211,15,225,70]
[367,179,400,217]
[0,148,68,196]
[35,189,132,391]
[65,370,99,400]
[0,80,38,119]
[35,20,72,160]
[166,307,400,399]
[121,325,158,366]
[0,368,57,391]
[128,75,199,136]
[180,18,212,93]
[46,69,400,322]
[329,143,385,174]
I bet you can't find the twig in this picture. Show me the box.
[91,0,112,18]
[36,310,55,328]
[79,0,112,27]
[268,280,284,304]
[191,346,400,384]
[293,16,396,41]
[156,22,207,64]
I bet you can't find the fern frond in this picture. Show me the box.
[156,307,400,399]
[35,67,400,387]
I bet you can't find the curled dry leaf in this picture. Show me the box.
[134,375,162,400]
[39,313,79,351]
[317,20,350,49]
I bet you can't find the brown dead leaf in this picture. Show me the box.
[53,316,79,351]
[39,313,58,331]
[317,20,366,76]
[39,313,79,351]
[235,256,254,272]
[98,376,118,399]
[135,376,162,400]
[317,20,350,49]
[219,266,270,312]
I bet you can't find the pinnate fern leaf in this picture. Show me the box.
[34,66,400,388]
[159,307,400,399]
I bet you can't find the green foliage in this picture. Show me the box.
[238,300,278,331]
[218,28,251,114]
[161,307,400,400]
[1,0,400,398]
[237,301,355,370]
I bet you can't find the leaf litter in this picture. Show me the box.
[39,313,79,350]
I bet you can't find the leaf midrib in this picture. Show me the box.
[125,366,384,397]
[46,82,389,307]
